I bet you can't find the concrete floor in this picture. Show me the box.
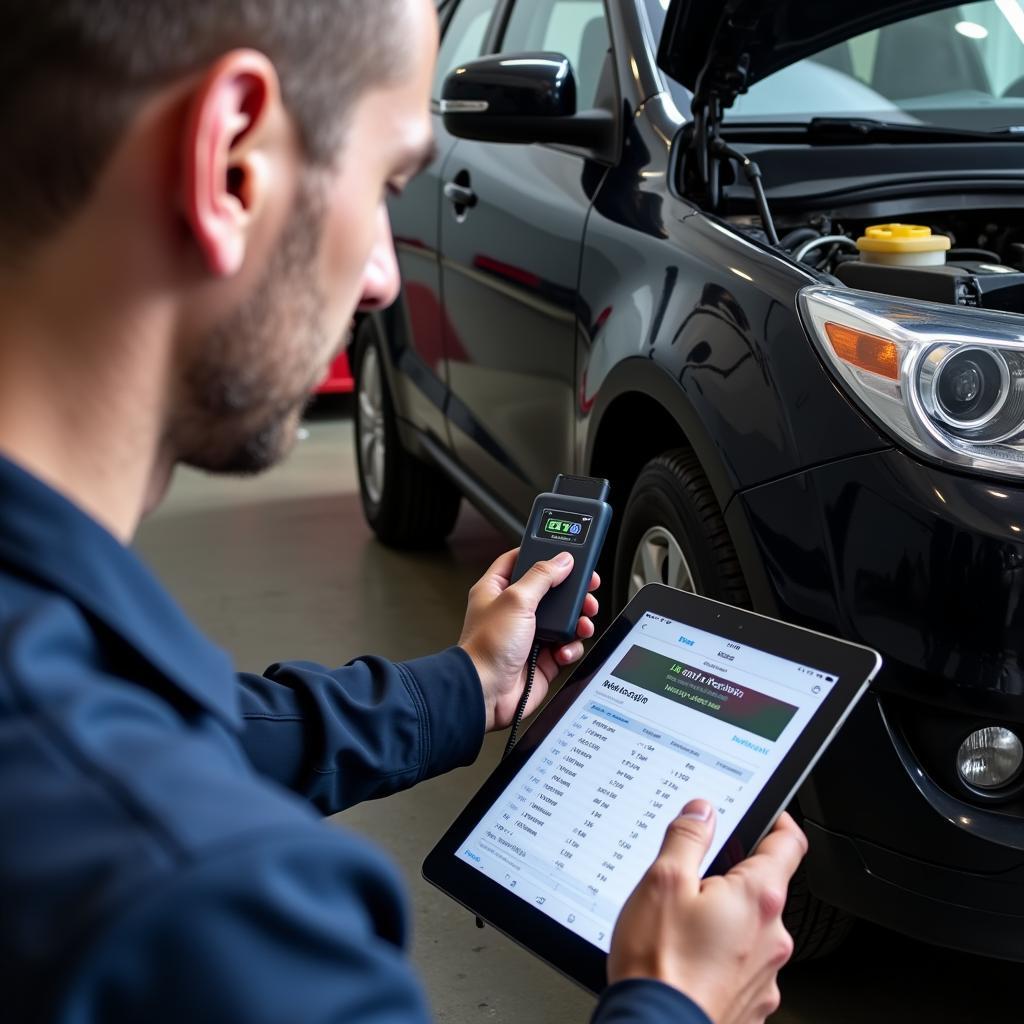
[135,402,1019,1024]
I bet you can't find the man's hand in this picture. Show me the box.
[608,801,807,1024]
[459,549,600,732]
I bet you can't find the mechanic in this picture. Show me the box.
[0,2,806,1022]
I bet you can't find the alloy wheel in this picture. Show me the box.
[358,346,387,506]
[627,525,695,599]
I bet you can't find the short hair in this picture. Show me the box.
[0,0,411,251]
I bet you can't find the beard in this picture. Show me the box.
[175,178,331,475]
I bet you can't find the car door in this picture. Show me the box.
[439,0,614,513]
[385,0,502,445]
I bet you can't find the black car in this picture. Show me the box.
[352,0,1024,961]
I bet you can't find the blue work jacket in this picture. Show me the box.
[0,454,709,1024]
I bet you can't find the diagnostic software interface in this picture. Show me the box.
[457,611,837,951]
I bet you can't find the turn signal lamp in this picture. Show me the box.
[824,323,900,380]
[801,286,1024,479]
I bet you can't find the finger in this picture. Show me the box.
[649,800,716,889]
[537,648,560,683]
[555,640,585,665]
[582,594,599,618]
[507,552,574,609]
[754,813,808,863]
[730,814,807,893]
[482,549,520,588]
[588,571,601,593]
[575,615,595,640]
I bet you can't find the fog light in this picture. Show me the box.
[957,727,1024,790]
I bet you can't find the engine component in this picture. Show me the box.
[835,260,1024,316]
[794,235,859,264]
[855,223,951,266]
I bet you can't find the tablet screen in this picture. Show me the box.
[456,609,841,952]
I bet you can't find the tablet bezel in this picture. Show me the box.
[423,584,882,994]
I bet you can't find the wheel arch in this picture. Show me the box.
[583,357,777,614]
[584,357,733,512]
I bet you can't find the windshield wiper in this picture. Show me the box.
[805,117,1024,144]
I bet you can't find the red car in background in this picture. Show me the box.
[316,351,354,394]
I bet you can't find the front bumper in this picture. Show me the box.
[728,448,1024,957]
[805,818,1024,961]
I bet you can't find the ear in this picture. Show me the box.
[181,50,286,278]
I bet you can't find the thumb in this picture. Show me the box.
[653,800,716,890]
[507,552,574,610]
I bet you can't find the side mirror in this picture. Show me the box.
[441,52,615,157]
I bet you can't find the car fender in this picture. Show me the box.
[582,355,731,507]
[581,355,781,612]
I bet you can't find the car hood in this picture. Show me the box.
[657,0,964,109]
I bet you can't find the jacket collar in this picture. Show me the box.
[0,455,241,729]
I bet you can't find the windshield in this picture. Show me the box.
[644,1,1024,131]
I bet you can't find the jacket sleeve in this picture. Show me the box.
[60,825,435,1024]
[593,980,713,1024]
[235,646,486,815]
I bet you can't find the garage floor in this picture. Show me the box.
[135,404,1018,1024]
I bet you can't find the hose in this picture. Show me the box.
[779,227,821,251]
[794,235,860,264]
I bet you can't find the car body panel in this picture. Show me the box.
[373,0,512,452]
[738,449,1024,707]
[382,129,459,447]
[658,0,963,99]
[736,449,1024,876]
[578,93,889,508]
[439,138,593,510]
[805,819,1024,961]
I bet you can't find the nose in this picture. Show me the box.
[357,204,401,312]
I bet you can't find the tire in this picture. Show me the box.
[353,330,461,548]
[613,449,852,961]
[612,449,749,612]
[782,862,854,963]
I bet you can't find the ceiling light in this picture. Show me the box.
[955,21,989,39]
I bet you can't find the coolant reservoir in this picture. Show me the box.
[856,223,952,267]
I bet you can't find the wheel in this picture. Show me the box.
[613,449,852,961]
[612,449,749,611]
[782,862,854,963]
[354,329,461,548]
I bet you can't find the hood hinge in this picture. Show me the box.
[692,52,751,210]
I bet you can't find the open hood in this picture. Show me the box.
[657,0,964,111]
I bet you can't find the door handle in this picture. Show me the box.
[444,181,477,210]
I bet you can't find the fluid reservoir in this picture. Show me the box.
[856,223,951,266]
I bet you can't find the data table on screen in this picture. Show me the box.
[458,613,830,951]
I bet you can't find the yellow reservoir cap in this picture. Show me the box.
[856,223,951,254]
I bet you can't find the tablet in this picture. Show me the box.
[423,585,882,993]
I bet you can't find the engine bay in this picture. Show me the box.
[730,209,1024,315]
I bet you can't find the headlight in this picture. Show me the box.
[956,727,1024,791]
[800,286,1024,476]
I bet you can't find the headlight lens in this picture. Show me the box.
[800,286,1024,475]
[956,727,1024,790]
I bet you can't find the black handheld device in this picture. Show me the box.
[510,475,612,645]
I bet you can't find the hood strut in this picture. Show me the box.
[690,64,780,248]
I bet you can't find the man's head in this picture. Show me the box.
[0,0,437,480]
